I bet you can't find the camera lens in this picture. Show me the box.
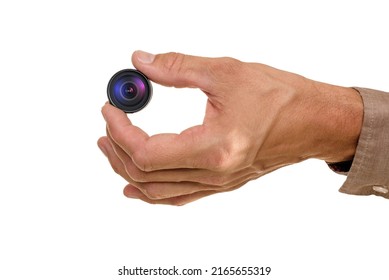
[107,69,152,113]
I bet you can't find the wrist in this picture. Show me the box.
[308,81,363,162]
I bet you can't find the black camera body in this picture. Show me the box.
[107,69,153,113]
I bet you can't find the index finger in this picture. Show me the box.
[102,103,221,172]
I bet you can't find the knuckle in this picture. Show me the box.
[108,127,122,144]
[126,165,147,183]
[141,183,164,200]
[214,175,230,186]
[161,52,198,86]
[162,52,186,75]
[108,127,128,147]
[203,174,229,187]
[207,136,249,173]
[132,150,153,172]
[207,146,233,172]
[208,57,242,78]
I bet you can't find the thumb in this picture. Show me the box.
[131,51,212,90]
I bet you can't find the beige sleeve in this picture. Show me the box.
[330,88,389,199]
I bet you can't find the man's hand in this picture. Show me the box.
[98,51,363,205]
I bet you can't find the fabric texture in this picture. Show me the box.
[329,87,389,199]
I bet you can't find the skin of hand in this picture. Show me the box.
[98,51,363,205]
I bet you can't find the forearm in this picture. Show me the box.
[252,74,364,170]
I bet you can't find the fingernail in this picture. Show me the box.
[135,50,155,64]
[125,192,139,199]
[124,186,141,199]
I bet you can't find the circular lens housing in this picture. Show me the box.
[107,69,153,113]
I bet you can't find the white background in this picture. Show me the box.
[1,0,388,279]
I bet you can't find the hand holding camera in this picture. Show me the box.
[98,51,362,205]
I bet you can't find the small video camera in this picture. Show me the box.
[107,69,153,113]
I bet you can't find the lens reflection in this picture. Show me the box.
[107,69,152,113]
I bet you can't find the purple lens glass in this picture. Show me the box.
[108,69,152,113]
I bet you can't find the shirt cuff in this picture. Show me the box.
[331,87,389,199]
